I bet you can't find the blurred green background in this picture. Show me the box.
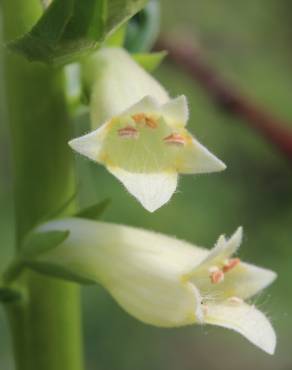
[1,0,292,369]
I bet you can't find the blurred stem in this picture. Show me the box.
[1,1,84,370]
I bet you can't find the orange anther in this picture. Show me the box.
[132,113,158,128]
[210,269,224,284]
[132,113,146,123]
[118,126,139,139]
[163,133,186,146]
[145,116,158,128]
[223,258,240,273]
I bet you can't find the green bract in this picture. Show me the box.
[70,48,226,212]
[33,218,276,354]
[132,51,167,72]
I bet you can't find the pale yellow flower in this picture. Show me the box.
[35,218,276,354]
[69,48,225,212]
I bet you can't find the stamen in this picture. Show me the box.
[228,296,243,304]
[223,258,241,273]
[145,116,158,128]
[132,113,146,123]
[209,266,224,284]
[132,113,158,128]
[118,126,139,139]
[163,133,186,146]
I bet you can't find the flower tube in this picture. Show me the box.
[33,218,276,354]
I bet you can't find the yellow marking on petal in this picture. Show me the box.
[100,153,116,167]
[180,274,190,283]
[174,159,183,170]
[100,153,108,162]
[106,117,119,132]
[186,311,196,322]
[184,134,193,145]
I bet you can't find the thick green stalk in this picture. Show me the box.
[1,1,84,370]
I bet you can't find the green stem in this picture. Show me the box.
[1,1,84,370]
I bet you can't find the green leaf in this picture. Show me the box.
[132,50,167,71]
[75,198,111,220]
[0,287,22,303]
[25,261,95,285]
[22,230,70,257]
[9,0,148,64]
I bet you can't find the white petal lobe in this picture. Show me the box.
[160,95,189,127]
[108,167,178,212]
[204,227,243,265]
[180,138,226,174]
[205,301,276,355]
[122,95,159,116]
[229,263,277,300]
[69,125,107,162]
[189,227,243,275]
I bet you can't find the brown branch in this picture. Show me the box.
[155,37,292,162]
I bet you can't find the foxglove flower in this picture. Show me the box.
[69,48,226,212]
[34,218,276,354]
